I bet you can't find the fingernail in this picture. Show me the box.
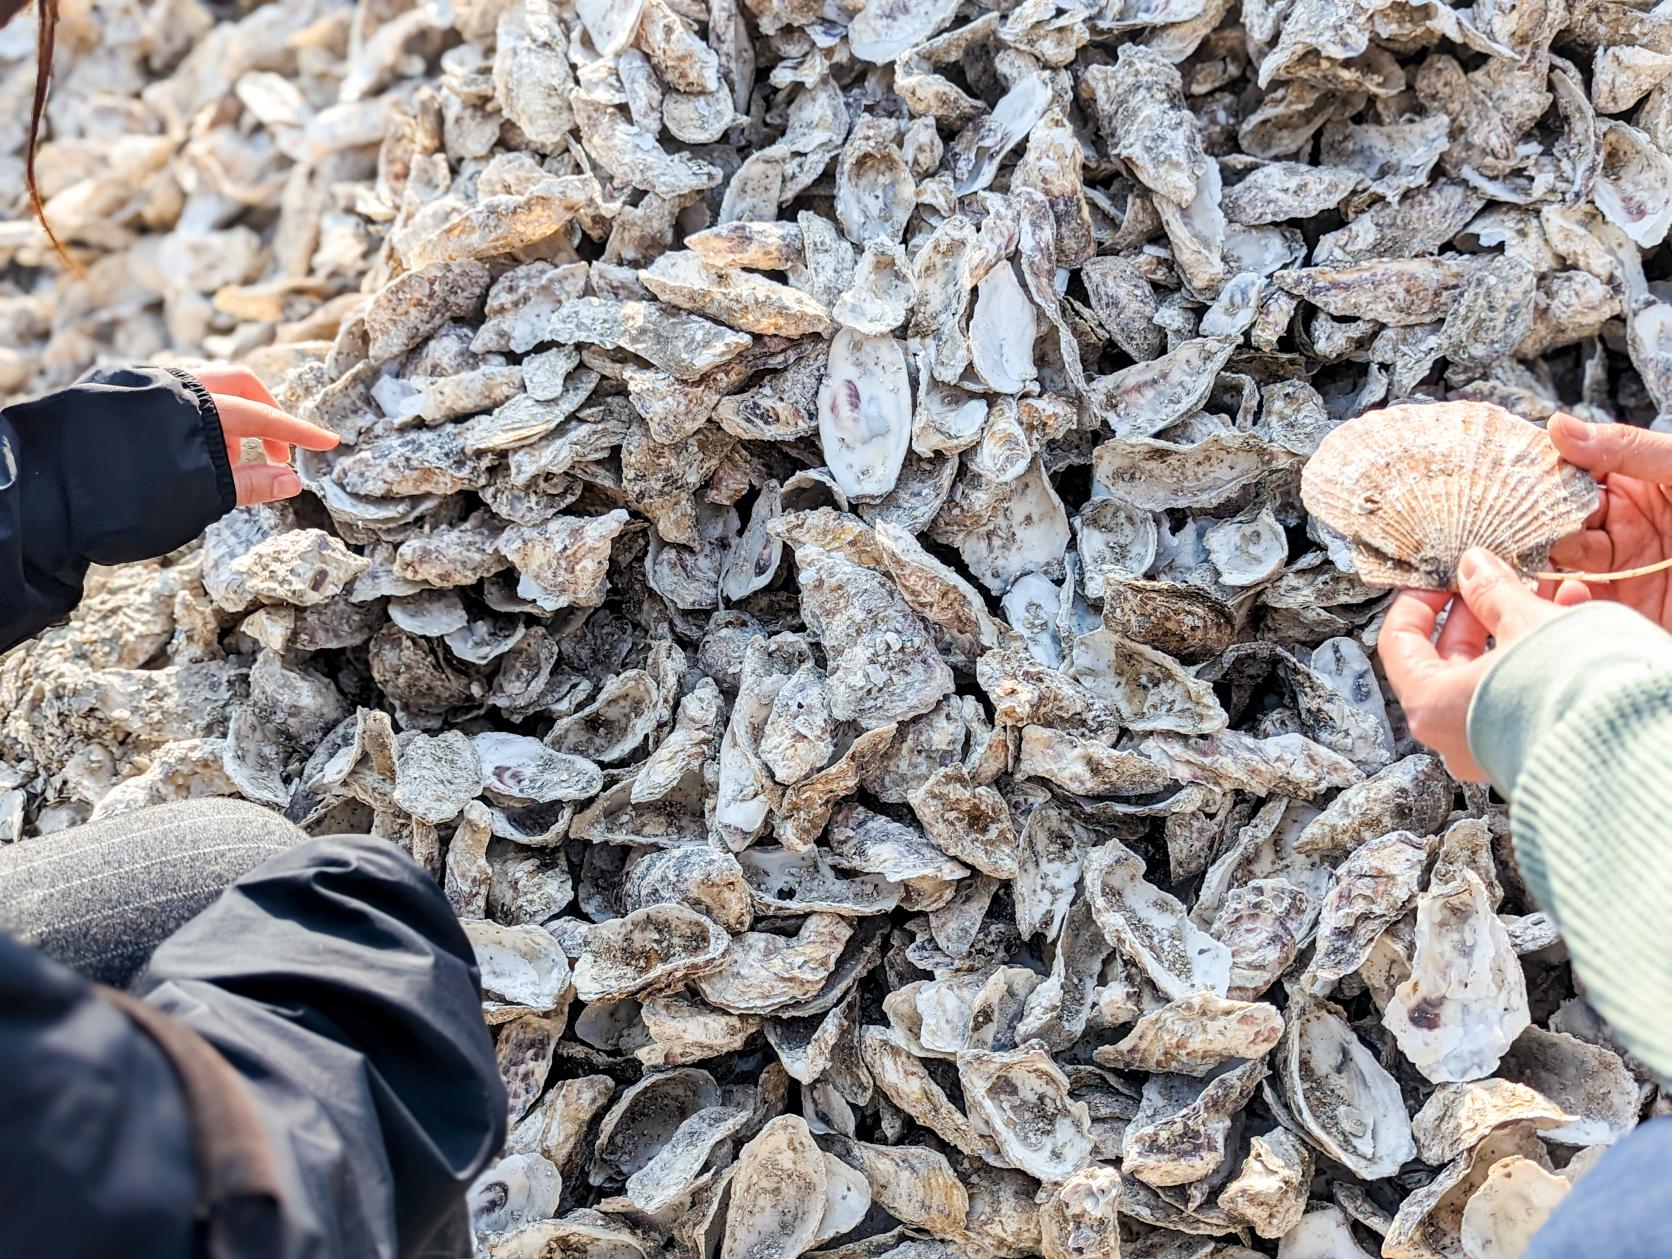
[1560,416,1592,445]
[1458,549,1489,582]
[275,472,302,497]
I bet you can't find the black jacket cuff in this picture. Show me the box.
[21,364,237,571]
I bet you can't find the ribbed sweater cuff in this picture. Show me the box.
[1467,603,1672,798]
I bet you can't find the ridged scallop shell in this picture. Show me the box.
[1300,401,1599,589]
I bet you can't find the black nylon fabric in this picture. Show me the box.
[136,835,509,1259]
[0,931,200,1257]
[0,363,234,651]
[0,834,506,1259]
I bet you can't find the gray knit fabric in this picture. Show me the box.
[0,798,306,987]
[1468,602,1672,1083]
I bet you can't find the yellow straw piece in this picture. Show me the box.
[1535,555,1672,583]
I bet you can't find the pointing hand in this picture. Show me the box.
[192,365,338,506]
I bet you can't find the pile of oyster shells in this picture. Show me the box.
[1,0,1667,1254]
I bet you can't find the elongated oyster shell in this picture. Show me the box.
[818,329,912,502]
[1085,839,1232,1000]
[1274,997,1417,1179]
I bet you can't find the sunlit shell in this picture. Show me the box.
[860,1025,988,1156]
[1095,992,1284,1076]
[695,912,854,1014]
[591,1068,720,1188]
[1275,997,1417,1179]
[1275,1206,1375,1259]
[1458,1156,1570,1259]
[619,846,753,933]
[230,528,371,607]
[826,1139,968,1237]
[464,919,574,1016]
[473,732,602,807]
[1384,869,1530,1083]
[1411,1079,1575,1166]
[625,1104,748,1214]
[1595,121,1672,247]
[958,1042,1093,1180]
[1301,401,1599,588]
[1306,830,1429,988]
[737,846,899,917]
[969,261,1037,394]
[720,1116,827,1259]
[846,0,963,63]
[1495,1026,1640,1147]
[1121,1058,1266,1188]
[1219,1129,1314,1240]
[1382,1124,1547,1259]
[1084,839,1232,1000]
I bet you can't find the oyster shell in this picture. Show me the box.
[1384,869,1529,1083]
[958,1042,1094,1181]
[818,330,912,502]
[1273,997,1417,1179]
[721,1116,827,1259]
[1094,993,1284,1076]
[572,905,731,1003]
[1218,1129,1314,1240]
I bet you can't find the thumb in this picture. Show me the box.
[235,462,304,506]
[1549,412,1672,482]
[1456,548,1548,638]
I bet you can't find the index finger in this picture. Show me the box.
[1377,590,1448,690]
[215,395,340,451]
[194,364,281,410]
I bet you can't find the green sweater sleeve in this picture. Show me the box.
[1467,601,1672,1081]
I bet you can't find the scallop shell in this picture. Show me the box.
[1300,401,1600,589]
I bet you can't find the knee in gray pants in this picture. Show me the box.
[0,796,310,986]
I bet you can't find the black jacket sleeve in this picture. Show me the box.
[135,835,508,1259]
[0,931,200,1258]
[0,364,235,652]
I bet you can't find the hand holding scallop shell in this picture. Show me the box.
[1378,549,1575,781]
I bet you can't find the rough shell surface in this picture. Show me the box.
[5,0,1660,1253]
